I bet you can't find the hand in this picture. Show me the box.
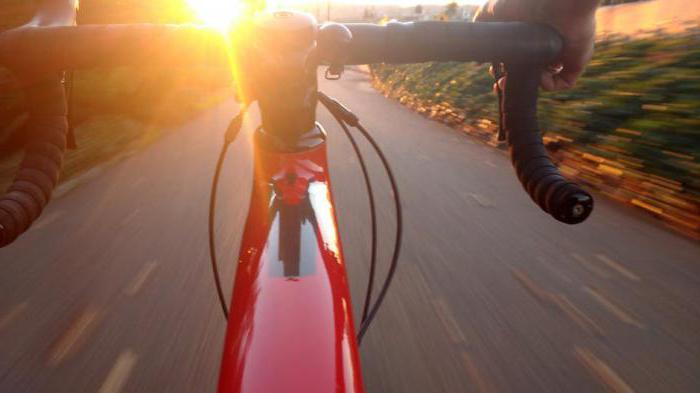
[475,0,600,91]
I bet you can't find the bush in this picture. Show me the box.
[371,29,700,237]
[372,30,700,196]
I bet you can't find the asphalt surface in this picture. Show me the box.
[1,70,699,393]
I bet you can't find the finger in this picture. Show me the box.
[491,77,506,94]
[557,68,581,90]
[474,0,525,22]
[541,69,579,91]
[473,0,497,22]
[541,71,557,91]
[547,63,564,75]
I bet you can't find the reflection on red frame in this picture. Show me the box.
[217,139,364,393]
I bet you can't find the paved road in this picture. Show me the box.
[1,71,699,393]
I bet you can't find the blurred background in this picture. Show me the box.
[1,1,699,392]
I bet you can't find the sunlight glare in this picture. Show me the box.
[186,0,245,30]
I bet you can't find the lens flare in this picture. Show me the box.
[186,0,245,30]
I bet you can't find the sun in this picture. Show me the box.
[186,0,246,30]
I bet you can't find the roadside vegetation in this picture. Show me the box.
[371,28,700,238]
[0,0,232,191]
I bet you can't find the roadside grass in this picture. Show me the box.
[371,28,700,238]
[0,66,231,192]
[0,117,144,192]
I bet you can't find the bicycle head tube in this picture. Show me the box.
[237,11,321,152]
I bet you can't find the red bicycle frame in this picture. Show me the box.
[216,12,370,392]
[217,129,364,392]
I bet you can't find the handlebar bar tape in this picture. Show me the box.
[343,22,562,66]
[503,66,593,225]
[0,25,226,75]
[0,23,560,73]
[0,75,67,247]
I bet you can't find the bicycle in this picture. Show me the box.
[0,2,593,392]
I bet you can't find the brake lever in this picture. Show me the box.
[318,23,352,81]
[324,65,344,80]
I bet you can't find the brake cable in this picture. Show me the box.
[209,94,403,341]
[318,92,403,345]
[209,104,249,320]
[320,97,379,325]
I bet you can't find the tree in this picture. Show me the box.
[415,4,423,15]
[444,2,459,19]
